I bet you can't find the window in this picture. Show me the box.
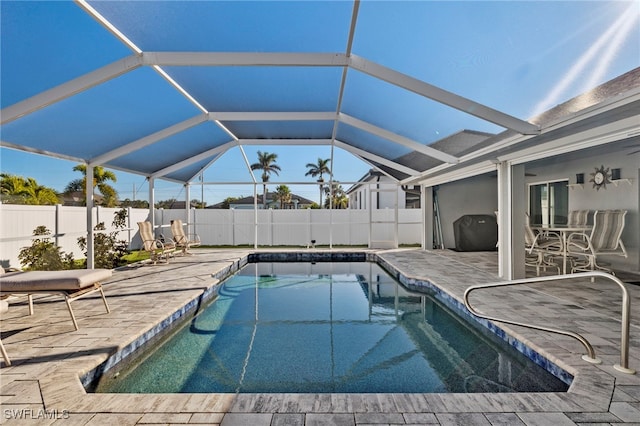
[528,180,568,225]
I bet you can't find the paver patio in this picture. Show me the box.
[1,248,639,425]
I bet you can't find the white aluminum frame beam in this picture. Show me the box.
[210,112,337,121]
[1,55,143,125]
[143,52,350,67]
[498,115,640,165]
[348,55,540,135]
[151,140,236,179]
[334,140,420,176]
[90,114,210,165]
[238,139,334,145]
[0,141,86,164]
[339,113,459,164]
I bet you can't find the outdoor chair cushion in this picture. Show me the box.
[0,269,112,292]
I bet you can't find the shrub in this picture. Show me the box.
[18,226,75,270]
[77,208,129,269]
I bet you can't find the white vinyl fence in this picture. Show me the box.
[0,205,423,269]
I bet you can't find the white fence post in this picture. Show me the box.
[55,204,62,248]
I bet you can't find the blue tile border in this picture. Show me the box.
[83,252,572,391]
[370,252,574,386]
[82,257,247,390]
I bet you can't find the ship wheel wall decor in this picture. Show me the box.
[589,165,611,190]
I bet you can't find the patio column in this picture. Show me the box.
[422,185,434,250]
[185,183,191,235]
[85,165,94,269]
[497,162,526,279]
[148,177,155,230]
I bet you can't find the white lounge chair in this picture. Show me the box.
[170,219,201,255]
[0,268,112,366]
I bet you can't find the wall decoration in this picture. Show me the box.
[589,165,611,190]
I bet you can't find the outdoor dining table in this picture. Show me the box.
[532,224,592,274]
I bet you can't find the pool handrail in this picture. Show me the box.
[463,271,635,375]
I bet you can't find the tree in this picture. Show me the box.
[250,151,281,208]
[0,173,59,205]
[220,196,242,209]
[155,198,178,209]
[274,185,292,209]
[324,181,348,209]
[190,199,207,209]
[65,165,118,207]
[120,199,150,208]
[305,158,331,208]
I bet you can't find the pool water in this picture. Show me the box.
[95,262,570,393]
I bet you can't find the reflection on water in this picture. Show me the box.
[96,262,570,394]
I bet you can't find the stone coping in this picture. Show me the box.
[2,248,637,424]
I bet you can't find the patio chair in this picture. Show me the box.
[567,210,628,273]
[525,214,563,276]
[568,209,590,226]
[137,221,176,264]
[170,219,201,255]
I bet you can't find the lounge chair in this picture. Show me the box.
[170,219,201,255]
[567,209,628,273]
[137,221,176,264]
[0,268,112,366]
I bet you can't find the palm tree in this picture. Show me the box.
[305,158,331,207]
[324,181,348,209]
[65,165,118,207]
[274,185,292,209]
[0,173,59,205]
[22,177,60,205]
[250,151,281,208]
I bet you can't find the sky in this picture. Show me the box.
[0,145,371,206]
[1,0,639,206]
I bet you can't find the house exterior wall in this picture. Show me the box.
[348,177,418,210]
[525,151,639,272]
[424,149,639,272]
[434,175,499,250]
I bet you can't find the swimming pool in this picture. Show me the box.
[94,261,569,394]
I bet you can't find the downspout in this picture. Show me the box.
[376,175,380,209]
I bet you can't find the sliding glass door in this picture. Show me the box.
[528,180,568,225]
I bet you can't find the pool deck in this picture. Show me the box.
[1,248,639,425]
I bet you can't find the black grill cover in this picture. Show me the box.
[453,214,498,251]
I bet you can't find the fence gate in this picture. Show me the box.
[368,186,398,249]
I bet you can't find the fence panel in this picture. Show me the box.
[1,205,425,268]
[398,209,422,245]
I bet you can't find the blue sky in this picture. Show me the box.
[1,0,639,206]
[0,145,368,205]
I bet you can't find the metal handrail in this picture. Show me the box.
[464,271,635,375]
